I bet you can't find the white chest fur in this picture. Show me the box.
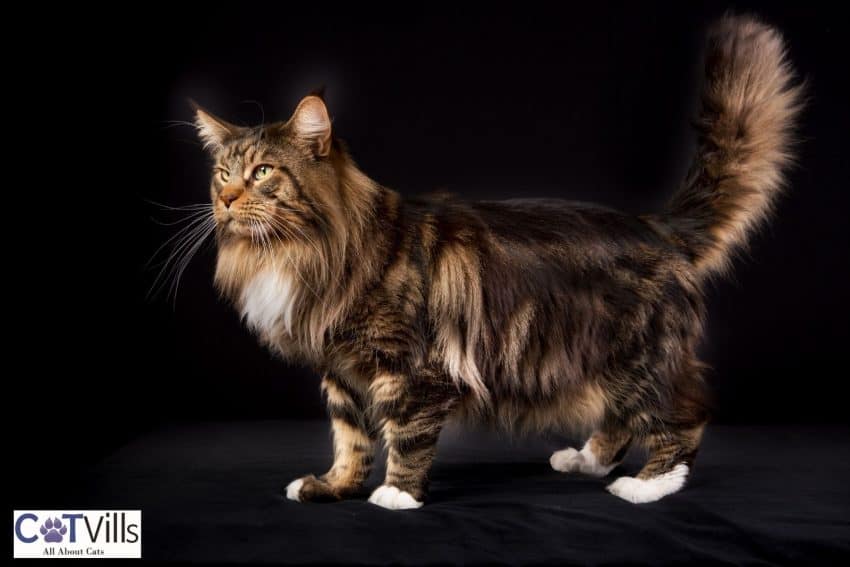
[241,268,298,338]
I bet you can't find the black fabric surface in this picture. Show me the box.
[67,422,849,563]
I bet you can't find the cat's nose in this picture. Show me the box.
[220,187,244,209]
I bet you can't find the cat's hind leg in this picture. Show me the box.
[550,427,631,477]
[550,444,611,476]
[606,423,705,504]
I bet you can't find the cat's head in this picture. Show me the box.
[193,94,345,246]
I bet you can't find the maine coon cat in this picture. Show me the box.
[190,15,802,509]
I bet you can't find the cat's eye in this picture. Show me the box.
[218,170,230,183]
[253,164,273,181]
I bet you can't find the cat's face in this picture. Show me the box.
[194,96,336,245]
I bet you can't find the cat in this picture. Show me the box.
[190,14,802,509]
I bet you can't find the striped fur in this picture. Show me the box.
[193,15,803,506]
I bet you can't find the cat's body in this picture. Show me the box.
[193,15,802,508]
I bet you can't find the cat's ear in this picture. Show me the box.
[190,100,239,151]
[287,95,332,157]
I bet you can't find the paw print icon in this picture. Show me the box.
[39,518,67,543]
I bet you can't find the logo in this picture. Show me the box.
[13,510,141,559]
[39,517,68,543]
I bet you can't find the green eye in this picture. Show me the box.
[253,164,273,180]
[218,170,230,183]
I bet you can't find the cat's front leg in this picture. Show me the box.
[286,374,375,503]
[367,370,458,510]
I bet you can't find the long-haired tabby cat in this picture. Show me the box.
[189,15,802,509]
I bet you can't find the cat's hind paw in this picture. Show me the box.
[606,464,689,504]
[550,445,615,477]
[368,485,423,510]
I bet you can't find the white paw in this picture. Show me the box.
[606,464,689,504]
[550,447,584,472]
[550,443,615,477]
[368,485,423,510]
[286,478,304,502]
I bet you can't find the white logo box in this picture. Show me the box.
[13,510,141,559]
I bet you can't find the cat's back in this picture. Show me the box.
[398,193,696,313]
[473,198,667,250]
[401,193,688,275]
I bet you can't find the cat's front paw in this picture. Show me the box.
[367,485,423,510]
[284,474,341,503]
[285,478,305,502]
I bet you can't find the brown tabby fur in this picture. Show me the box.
[191,15,803,504]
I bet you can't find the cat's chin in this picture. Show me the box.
[217,218,262,239]
[217,221,295,251]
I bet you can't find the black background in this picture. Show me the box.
[7,2,849,503]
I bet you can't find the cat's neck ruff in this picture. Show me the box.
[241,266,299,340]
[215,239,303,340]
[216,239,345,362]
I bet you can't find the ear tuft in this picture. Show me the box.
[308,85,327,100]
[289,95,332,157]
[190,100,238,151]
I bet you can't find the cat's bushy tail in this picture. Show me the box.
[666,14,804,277]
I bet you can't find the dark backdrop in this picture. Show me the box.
[7,2,848,501]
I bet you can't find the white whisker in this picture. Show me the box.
[147,203,216,304]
